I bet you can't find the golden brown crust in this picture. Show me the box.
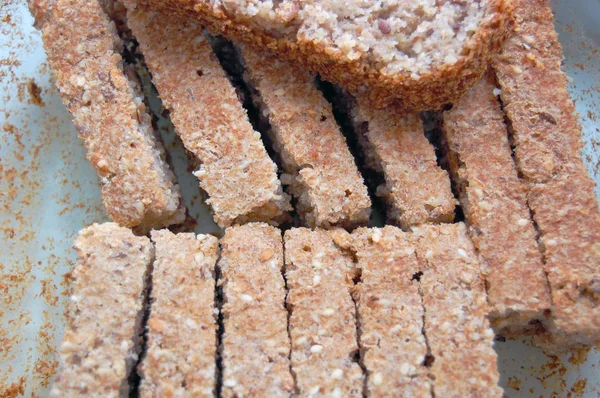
[443,74,551,332]
[352,227,431,398]
[284,228,363,397]
[124,2,291,228]
[139,230,219,397]
[137,0,513,110]
[412,223,503,398]
[351,98,456,229]
[50,223,153,397]
[493,0,600,348]
[31,0,185,231]
[219,224,294,397]
[239,47,371,229]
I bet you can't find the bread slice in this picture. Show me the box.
[49,223,153,397]
[123,1,291,228]
[136,0,512,109]
[412,223,503,398]
[284,228,363,397]
[238,46,371,229]
[443,74,551,334]
[139,230,219,397]
[493,0,600,349]
[219,223,294,397]
[347,95,456,229]
[352,227,431,397]
[30,0,185,232]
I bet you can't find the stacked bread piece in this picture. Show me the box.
[30,0,600,395]
[51,223,502,396]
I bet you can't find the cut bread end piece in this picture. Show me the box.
[139,0,513,109]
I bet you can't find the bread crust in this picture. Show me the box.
[30,0,185,231]
[137,0,513,110]
[443,74,551,334]
[219,224,294,397]
[139,230,219,397]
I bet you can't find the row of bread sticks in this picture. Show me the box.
[49,222,502,397]
[31,0,600,352]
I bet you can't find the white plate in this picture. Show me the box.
[1,0,599,396]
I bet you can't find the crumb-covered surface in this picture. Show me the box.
[443,74,551,332]
[239,47,371,229]
[412,223,503,398]
[29,0,185,231]
[350,97,456,229]
[219,223,293,397]
[49,223,153,397]
[124,0,291,228]
[284,228,363,397]
[139,230,218,397]
[352,227,431,397]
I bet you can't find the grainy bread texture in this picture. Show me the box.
[349,96,456,229]
[30,0,185,232]
[239,46,371,229]
[139,230,219,397]
[412,223,503,398]
[352,227,431,398]
[219,224,294,397]
[49,223,153,398]
[443,74,551,334]
[493,0,600,348]
[124,0,291,228]
[137,0,512,109]
[284,228,363,397]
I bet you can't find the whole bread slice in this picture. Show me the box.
[138,0,512,109]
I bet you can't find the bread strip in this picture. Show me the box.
[123,1,291,228]
[239,47,371,229]
[350,98,455,229]
[412,223,503,398]
[493,0,600,347]
[352,227,431,398]
[30,0,185,231]
[529,174,600,347]
[49,223,153,397]
[492,0,583,184]
[284,228,363,397]
[138,230,218,397]
[218,223,293,397]
[443,75,551,333]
